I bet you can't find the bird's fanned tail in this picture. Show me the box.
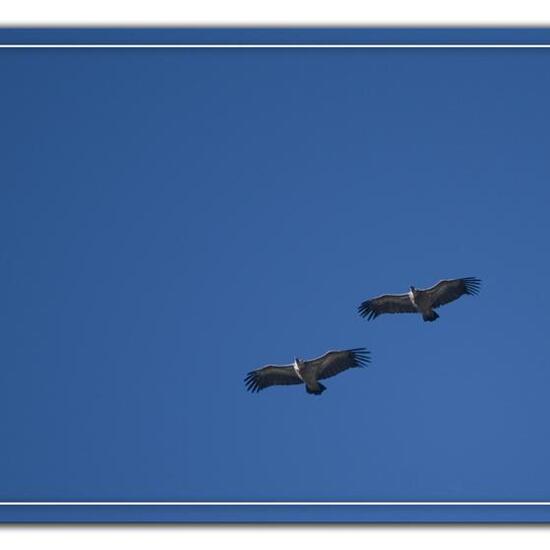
[306,383,326,395]
[422,311,439,322]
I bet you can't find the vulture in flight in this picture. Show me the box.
[245,348,370,395]
[358,277,481,322]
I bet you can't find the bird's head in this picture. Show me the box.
[409,286,416,293]
[293,357,302,368]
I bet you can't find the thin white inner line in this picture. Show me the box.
[1,501,550,506]
[0,40,547,507]
[0,44,549,48]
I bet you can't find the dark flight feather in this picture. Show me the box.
[312,348,371,381]
[424,277,481,309]
[358,277,481,321]
[244,365,301,393]
[245,348,370,393]
[358,294,417,319]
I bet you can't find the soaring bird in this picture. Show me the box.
[358,277,481,322]
[245,348,370,395]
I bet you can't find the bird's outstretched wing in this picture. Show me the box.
[244,364,302,393]
[423,277,481,309]
[358,293,416,320]
[308,348,370,381]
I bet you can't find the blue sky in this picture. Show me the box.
[2,44,550,504]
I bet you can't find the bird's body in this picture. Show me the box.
[245,348,370,395]
[408,286,440,321]
[293,358,326,394]
[358,277,481,322]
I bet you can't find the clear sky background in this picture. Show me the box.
[1,42,550,503]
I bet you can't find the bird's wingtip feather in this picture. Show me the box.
[358,301,377,320]
[462,276,482,295]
